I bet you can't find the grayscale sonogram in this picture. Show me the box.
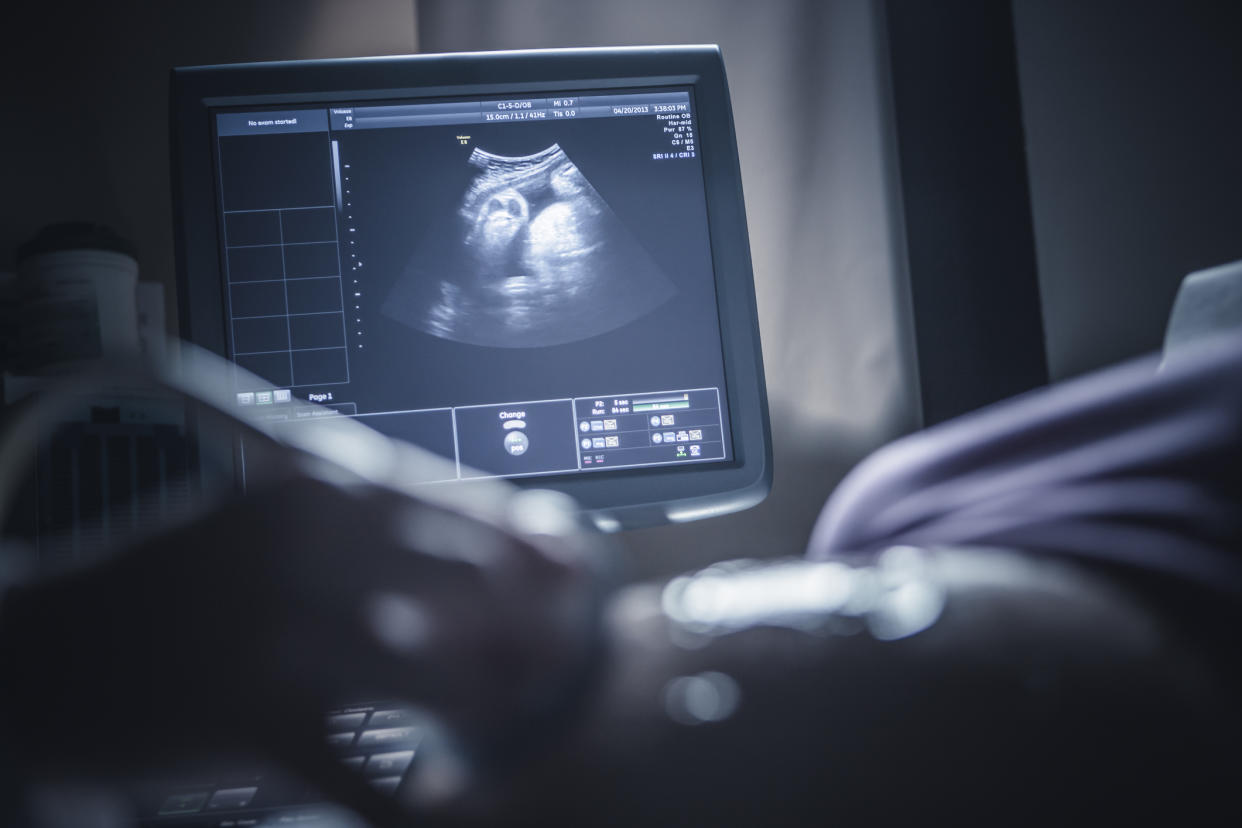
[381,144,676,348]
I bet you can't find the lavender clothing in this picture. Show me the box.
[808,332,1242,595]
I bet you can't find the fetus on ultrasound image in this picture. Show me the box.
[382,144,676,348]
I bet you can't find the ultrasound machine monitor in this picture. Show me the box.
[172,45,769,529]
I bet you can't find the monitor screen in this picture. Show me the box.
[173,47,770,528]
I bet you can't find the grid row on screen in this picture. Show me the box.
[223,206,350,390]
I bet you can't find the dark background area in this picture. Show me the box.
[3,0,1241,578]
[1,0,419,328]
[1013,0,1242,379]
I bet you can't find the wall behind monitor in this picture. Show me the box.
[419,0,922,577]
[1013,0,1242,380]
[0,0,419,332]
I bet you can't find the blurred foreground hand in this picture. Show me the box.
[0,457,607,826]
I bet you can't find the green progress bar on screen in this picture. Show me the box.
[633,394,691,412]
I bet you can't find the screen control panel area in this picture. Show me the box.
[265,387,727,482]
[573,389,725,469]
[455,399,580,479]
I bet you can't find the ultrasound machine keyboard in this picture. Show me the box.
[140,703,421,826]
[325,706,421,794]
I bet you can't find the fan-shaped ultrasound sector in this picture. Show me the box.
[382,144,676,348]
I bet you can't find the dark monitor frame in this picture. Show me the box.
[171,45,770,530]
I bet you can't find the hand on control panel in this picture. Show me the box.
[0,441,608,826]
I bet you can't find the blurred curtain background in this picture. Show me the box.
[2,0,916,579]
[14,1,1238,579]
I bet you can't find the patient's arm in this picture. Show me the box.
[495,335,1242,828]
[460,548,1241,827]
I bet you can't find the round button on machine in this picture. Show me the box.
[504,430,530,456]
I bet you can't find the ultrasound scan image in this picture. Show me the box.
[382,144,676,348]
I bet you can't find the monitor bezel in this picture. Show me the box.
[171,45,771,529]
